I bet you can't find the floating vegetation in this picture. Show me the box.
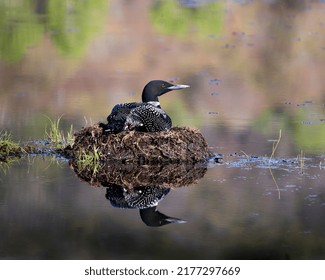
[0,131,25,173]
[0,131,25,162]
[1,116,75,171]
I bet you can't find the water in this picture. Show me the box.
[1,0,325,259]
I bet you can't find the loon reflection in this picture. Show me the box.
[104,183,186,227]
[69,161,207,227]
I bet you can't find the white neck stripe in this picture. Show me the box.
[147,101,160,107]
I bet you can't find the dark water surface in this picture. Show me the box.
[1,0,325,259]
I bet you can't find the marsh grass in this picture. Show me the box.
[77,145,102,174]
[0,131,25,158]
[240,150,250,158]
[0,157,21,174]
[0,130,25,172]
[269,129,282,161]
[44,115,74,148]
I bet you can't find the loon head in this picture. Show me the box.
[140,206,187,227]
[142,80,190,103]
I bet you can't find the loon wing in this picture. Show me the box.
[124,104,172,132]
[104,102,141,133]
[107,102,141,122]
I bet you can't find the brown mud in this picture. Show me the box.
[64,124,211,164]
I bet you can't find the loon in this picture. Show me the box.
[100,80,190,133]
[105,184,186,227]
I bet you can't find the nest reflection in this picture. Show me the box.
[70,161,207,227]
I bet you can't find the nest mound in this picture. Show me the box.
[64,124,210,164]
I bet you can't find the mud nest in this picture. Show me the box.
[64,124,210,164]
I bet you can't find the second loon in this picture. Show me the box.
[100,80,190,133]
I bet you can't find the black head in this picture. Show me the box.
[140,206,187,227]
[142,80,190,103]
